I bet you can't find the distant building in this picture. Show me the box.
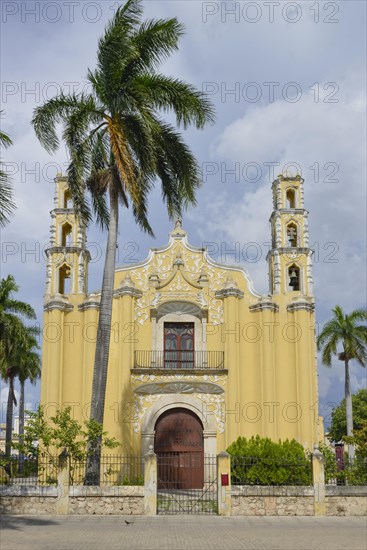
[13,415,31,438]
[0,416,31,456]
[0,423,6,454]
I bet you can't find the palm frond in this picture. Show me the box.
[32,93,102,154]
[318,305,367,368]
[0,134,12,148]
[348,309,367,324]
[130,73,215,129]
[150,117,201,212]
[0,111,13,148]
[0,112,15,226]
[122,17,184,77]
[95,0,143,104]
[108,118,139,201]
[120,113,155,174]
[67,154,92,224]
[0,176,16,227]
[2,299,36,319]
[87,171,110,230]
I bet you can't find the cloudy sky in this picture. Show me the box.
[1,0,366,429]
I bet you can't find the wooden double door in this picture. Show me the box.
[155,408,204,489]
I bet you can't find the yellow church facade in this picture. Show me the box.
[40,174,322,457]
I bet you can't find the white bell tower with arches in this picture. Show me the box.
[267,174,314,297]
[45,174,90,300]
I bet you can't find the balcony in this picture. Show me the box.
[133,350,225,373]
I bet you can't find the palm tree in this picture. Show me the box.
[0,275,37,461]
[0,275,36,340]
[17,330,41,471]
[317,306,367,460]
[32,0,214,483]
[0,111,16,227]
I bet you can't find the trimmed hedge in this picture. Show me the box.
[227,436,312,486]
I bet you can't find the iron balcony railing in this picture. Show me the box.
[134,350,225,371]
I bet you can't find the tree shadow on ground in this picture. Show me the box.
[0,515,59,531]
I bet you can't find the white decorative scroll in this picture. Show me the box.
[54,180,58,207]
[196,393,225,433]
[132,373,227,384]
[303,212,309,247]
[275,179,282,209]
[49,212,56,246]
[132,394,161,433]
[299,181,305,208]
[131,266,150,324]
[307,253,314,295]
[273,251,281,294]
[129,247,228,325]
[134,381,224,395]
[167,274,190,292]
[77,225,84,247]
[45,260,52,295]
[132,392,225,434]
[78,254,84,293]
[275,213,282,248]
[135,296,150,324]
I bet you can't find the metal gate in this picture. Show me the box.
[157,453,217,515]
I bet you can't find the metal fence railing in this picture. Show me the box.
[2,453,366,488]
[0,454,59,486]
[230,456,313,486]
[71,455,144,486]
[324,455,367,486]
[0,454,144,487]
[134,350,225,370]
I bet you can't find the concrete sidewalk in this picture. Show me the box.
[1,515,366,550]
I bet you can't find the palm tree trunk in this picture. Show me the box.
[344,358,355,461]
[19,379,25,474]
[85,184,119,485]
[5,376,15,466]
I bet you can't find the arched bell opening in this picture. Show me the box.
[288,264,300,291]
[286,188,296,209]
[286,222,298,247]
[61,222,73,246]
[63,190,72,209]
[58,263,72,294]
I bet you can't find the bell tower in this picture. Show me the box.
[45,174,90,300]
[267,174,314,296]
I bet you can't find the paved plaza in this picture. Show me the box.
[1,515,366,550]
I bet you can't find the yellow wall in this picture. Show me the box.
[41,174,321,454]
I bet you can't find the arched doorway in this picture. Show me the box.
[154,408,204,489]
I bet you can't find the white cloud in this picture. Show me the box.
[1,0,365,421]
[199,73,366,314]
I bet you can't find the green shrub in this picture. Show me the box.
[227,436,312,486]
[318,442,339,483]
[119,474,144,486]
[0,465,9,485]
[319,441,367,486]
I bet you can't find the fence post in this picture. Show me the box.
[144,445,157,516]
[312,447,326,516]
[56,449,70,515]
[217,451,231,516]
